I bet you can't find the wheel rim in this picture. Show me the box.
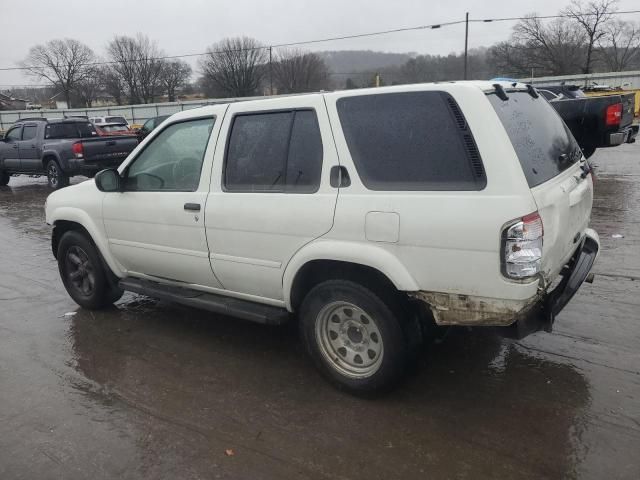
[315,301,384,378]
[48,164,59,187]
[64,246,95,296]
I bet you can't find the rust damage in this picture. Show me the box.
[408,291,542,326]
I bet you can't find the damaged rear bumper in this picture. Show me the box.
[409,231,600,340]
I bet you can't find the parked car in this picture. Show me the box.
[45,82,600,393]
[538,85,637,157]
[0,118,139,189]
[94,122,137,137]
[137,115,170,140]
[89,116,130,128]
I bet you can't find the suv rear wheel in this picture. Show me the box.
[57,230,123,309]
[46,159,69,189]
[300,280,410,394]
[0,170,10,186]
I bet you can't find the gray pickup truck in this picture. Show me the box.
[0,118,139,189]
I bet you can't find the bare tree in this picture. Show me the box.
[21,39,96,108]
[101,66,126,105]
[562,0,618,73]
[106,34,165,104]
[159,60,192,101]
[74,67,103,107]
[598,20,640,71]
[272,49,329,94]
[199,37,267,97]
[491,16,586,76]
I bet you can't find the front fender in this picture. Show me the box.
[48,206,124,278]
[282,239,419,311]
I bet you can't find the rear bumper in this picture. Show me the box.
[608,126,637,146]
[502,230,600,339]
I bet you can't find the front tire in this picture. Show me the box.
[0,170,10,186]
[46,159,69,189]
[300,280,410,394]
[57,230,123,309]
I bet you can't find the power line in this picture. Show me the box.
[1,9,639,72]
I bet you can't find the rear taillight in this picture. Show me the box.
[502,211,544,279]
[605,103,623,127]
[72,142,84,158]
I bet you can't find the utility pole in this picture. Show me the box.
[463,12,469,80]
[269,46,273,95]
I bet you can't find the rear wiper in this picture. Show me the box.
[493,84,509,101]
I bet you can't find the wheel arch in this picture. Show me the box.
[42,151,62,170]
[50,209,124,279]
[283,241,419,312]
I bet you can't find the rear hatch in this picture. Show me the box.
[81,136,139,165]
[489,90,594,282]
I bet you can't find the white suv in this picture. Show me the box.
[46,82,600,393]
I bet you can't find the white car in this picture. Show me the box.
[46,82,600,393]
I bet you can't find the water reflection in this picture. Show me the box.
[68,300,590,479]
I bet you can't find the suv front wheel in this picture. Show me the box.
[57,230,123,309]
[300,280,410,394]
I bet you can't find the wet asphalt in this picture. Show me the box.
[0,144,639,480]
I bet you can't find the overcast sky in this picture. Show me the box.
[1,0,639,87]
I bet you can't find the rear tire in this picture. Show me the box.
[0,170,9,186]
[46,159,69,189]
[299,280,410,394]
[57,230,123,309]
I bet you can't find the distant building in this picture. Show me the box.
[0,92,28,110]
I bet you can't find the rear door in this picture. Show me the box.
[489,91,593,280]
[206,95,338,300]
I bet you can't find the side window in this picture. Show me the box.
[286,111,323,193]
[224,109,323,193]
[22,126,38,141]
[5,127,22,141]
[125,117,215,192]
[337,92,486,191]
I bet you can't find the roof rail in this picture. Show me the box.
[15,117,47,122]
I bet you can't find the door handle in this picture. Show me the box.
[12,145,18,149]
[184,203,201,211]
[330,166,351,188]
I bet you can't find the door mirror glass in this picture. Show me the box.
[95,168,121,192]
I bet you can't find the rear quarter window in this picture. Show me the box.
[488,92,582,187]
[337,91,486,191]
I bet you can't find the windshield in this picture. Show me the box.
[488,91,582,187]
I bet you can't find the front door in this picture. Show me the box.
[1,126,22,170]
[17,124,41,171]
[103,109,226,288]
[206,96,338,301]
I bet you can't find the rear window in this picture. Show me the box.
[45,122,97,139]
[106,116,127,124]
[337,91,486,191]
[488,92,582,187]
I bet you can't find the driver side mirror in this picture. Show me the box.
[95,168,121,192]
